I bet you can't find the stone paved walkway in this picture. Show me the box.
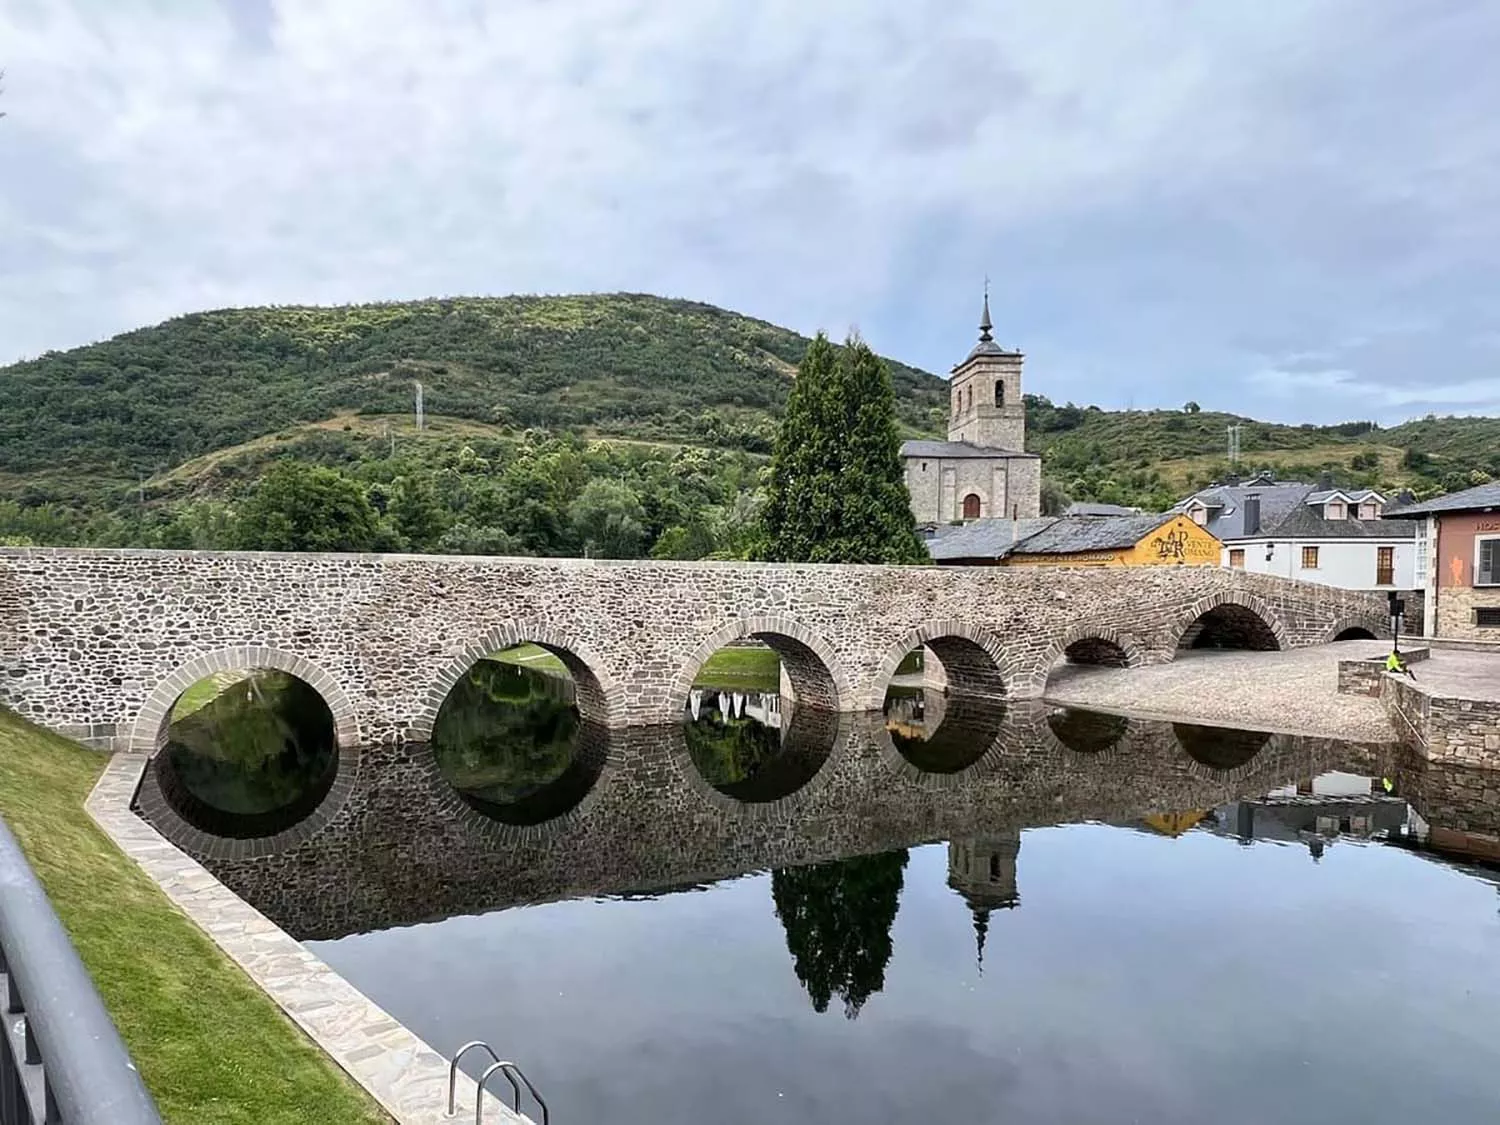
[85,755,529,1125]
[1044,642,1397,741]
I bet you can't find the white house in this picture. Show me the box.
[1173,471,1419,618]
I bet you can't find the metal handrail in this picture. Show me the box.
[447,1041,500,1116]
[447,1040,548,1125]
[0,816,162,1125]
[477,1060,548,1125]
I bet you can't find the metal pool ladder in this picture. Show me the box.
[447,1041,550,1125]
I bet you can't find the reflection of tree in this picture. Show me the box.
[771,849,908,1019]
[166,671,334,815]
[432,661,579,802]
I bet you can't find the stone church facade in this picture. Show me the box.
[901,295,1041,525]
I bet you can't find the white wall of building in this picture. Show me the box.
[1220,537,1415,592]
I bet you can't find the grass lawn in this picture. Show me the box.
[488,642,570,676]
[0,708,390,1125]
[693,646,781,692]
[488,642,784,692]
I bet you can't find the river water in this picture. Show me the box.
[162,662,1500,1124]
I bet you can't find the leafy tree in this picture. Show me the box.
[1040,477,1071,515]
[1183,401,1201,413]
[771,849,909,1019]
[758,334,926,564]
[232,461,383,552]
[388,472,448,550]
[568,478,647,558]
[650,522,716,560]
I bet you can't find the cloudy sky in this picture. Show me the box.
[2,0,1497,423]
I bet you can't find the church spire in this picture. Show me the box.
[978,279,993,343]
[973,908,990,973]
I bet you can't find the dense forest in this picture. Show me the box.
[2,292,1497,556]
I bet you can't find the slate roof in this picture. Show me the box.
[1066,502,1141,517]
[1384,481,1500,518]
[925,513,1201,561]
[1175,481,1417,541]
[1010,513,1187,555]
[1174,483,1312,539]
[925,518,1058,561]
[900,439,1037,460]
[1270,504,1416,541]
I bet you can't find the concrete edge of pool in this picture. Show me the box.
[84,753,533,1125]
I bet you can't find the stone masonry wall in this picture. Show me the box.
[0,547,1390,750]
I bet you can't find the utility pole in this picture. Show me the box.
[414,382,425,432]
[1227,424,1242,465]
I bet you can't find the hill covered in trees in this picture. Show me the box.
[1,291,1497,556]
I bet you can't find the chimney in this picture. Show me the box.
[1396,489,1415,506]
[1243,493,1261,536]
[1317,471,1334,491]
[1225,471,1241,487]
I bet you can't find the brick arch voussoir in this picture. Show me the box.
[665,615,851,717]
[410,619,625,740]
[129,647,361,753]
[864,620,1015,710]
[1028,622,1147,694]
[1166,589,1291,654]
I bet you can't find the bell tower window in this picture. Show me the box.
[995,381,1005,407]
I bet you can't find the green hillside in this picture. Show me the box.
[1,292,1497,555]
[0,293,945,488]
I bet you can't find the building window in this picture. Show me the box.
[1376,546,1394,586]
[962,493,982,520]
[1229,548,1245,569]
[1478,537,1500,587]
[921,461,928,471]
[965,386,972,411]
[1325,502,1346,521]
[1477,607,1500,628]
[1189,506,1207,526]
[1359,502,1379,520]
[1301,546,1320,569]
[995,381,1005,407]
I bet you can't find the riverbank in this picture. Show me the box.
[1044,643,1396,741]
[0,707,390,1125]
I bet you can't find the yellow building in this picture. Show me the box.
[927,512,1223,567]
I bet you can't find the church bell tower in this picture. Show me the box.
[947,289,1025,452]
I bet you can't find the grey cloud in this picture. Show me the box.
[0,0,1496,426]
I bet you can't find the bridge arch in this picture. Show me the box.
[1040,706,1138,760]
[867,621,1014,711]
[1030,623,1147,694]
[667,615,850,716]
[872,695,1012,789]
[411,621,625,740]
[129,647,361,859]
[1168,591,1289,654]
[128,647,360,753]
[1324,615,1388,644]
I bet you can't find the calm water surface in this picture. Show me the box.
[167,662,1500,1124]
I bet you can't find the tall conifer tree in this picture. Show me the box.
[758,333,927,563]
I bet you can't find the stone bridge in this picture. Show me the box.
[0,547,1390,752]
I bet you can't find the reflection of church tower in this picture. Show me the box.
[947,833,1020,972]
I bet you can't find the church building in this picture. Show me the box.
[901,293,1041,525]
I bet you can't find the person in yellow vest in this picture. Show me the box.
[1386,651,1416,680]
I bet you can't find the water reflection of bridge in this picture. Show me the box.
[153,701,1500,943]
